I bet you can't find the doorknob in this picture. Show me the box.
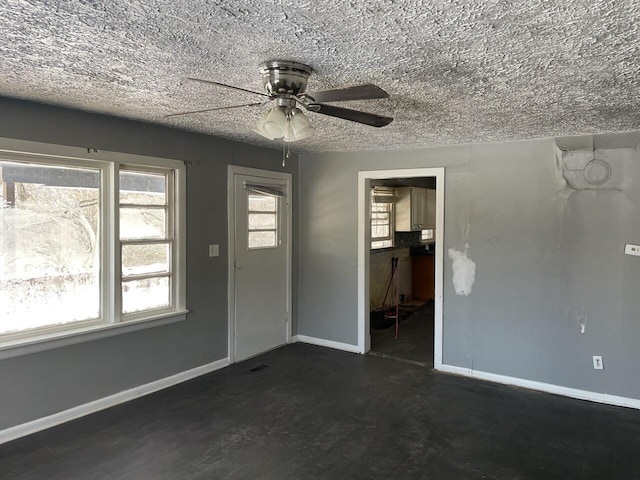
[235,260,242,269]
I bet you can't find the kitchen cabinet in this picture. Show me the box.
[412,253,434,301]
[426,188,435,229]
[395,187,435,231]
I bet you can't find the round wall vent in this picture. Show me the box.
[583,159,612,185]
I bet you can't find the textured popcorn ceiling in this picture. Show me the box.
[1,0,640,152]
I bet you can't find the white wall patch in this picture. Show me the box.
[448,245,476,296]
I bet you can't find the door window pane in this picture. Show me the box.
[247,193,278,250]
[248,195,276,212]
[122,276,170,314]
[0,161,100,334]
[248,213,277,230]
[248,231,277,249]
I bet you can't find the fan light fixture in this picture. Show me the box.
[255,106,314,142]
[169,59,393,148]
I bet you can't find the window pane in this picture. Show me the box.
[372,239,393,249]
[372,212,389,219]
[122,276,170,314]
[248,213,276,230]
[248,195,276,212]
[371,195,392,246]
[0,161,100,334]
[120,207,166,240]
[122,243,170,277]
[119,171,166,205]
[372,226,390,238]
[421,228,434,241]
[248,231,276,249]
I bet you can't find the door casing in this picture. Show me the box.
[227,165,292,364]
[357,167,445,369]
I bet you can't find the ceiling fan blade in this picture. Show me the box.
[186,77,270,97]
[308,104,393,127]
[304,84,389,103]
[165,102,264,118]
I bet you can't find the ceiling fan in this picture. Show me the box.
[167,60,393,143]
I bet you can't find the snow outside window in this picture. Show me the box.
[0,161,101,335]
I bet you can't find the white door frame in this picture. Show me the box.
[357,167,445,369]
[227,165,293,364]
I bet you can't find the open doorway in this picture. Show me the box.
[357,168,444,370]
[369,177,436,366]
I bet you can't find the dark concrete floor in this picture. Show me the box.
[371,301,434,366]
[2,343,640,479]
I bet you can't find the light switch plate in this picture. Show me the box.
[625,244,640,256]
[208,244,219,257]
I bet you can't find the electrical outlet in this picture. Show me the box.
[625,244,640,256]
[208,244,219,257]
[593,355,604,370]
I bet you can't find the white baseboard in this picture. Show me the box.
[293,335,360,354]
[439,364,640,410]
[0,357,230,445]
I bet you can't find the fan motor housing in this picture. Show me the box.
[260,60,313,96]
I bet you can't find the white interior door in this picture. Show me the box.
[232,172,289,362]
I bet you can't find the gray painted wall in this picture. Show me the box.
[0,97,298,430]
[298,135,640,400]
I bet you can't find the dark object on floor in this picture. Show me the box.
[2,343,640,479]
[370,309,392,329]
[370,306,414,330]
[248,364,269,372]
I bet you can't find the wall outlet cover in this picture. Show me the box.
[209,244,220,257]
[592,355,604,370]
[625,244,640,256]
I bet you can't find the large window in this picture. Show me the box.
[0,162,101,334]
[0,149,185,344]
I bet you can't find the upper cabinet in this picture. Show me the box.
[395,187,435,231]
[426,188,436,229]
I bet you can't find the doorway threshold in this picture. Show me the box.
[368,351,430,368]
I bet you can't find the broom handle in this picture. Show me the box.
[380,257,397,310]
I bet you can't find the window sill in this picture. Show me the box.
[0,310,189,360]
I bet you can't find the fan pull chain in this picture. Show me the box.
[282,142,291,168]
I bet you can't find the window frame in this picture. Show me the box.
[0,138,187,357]
[246,191,280,250]
[118,164,177,320]
[370,188,394,250]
